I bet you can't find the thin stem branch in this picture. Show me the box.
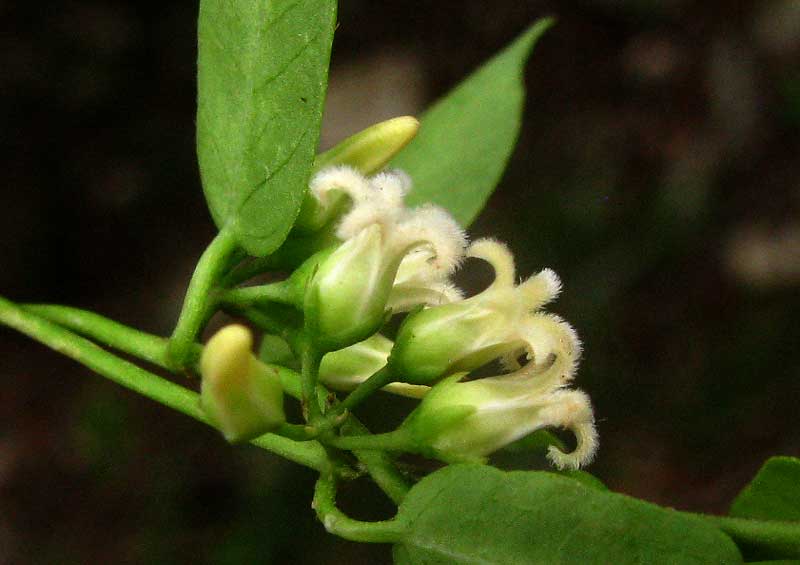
[274,365,411,502]
[0,295,331,474]
[312,474,404,543]
[22,304,203,372]
[220,229,338,288]
[300,339,324,424]
[326,428,414,453]
[167,227,239,371]
[218,281,295,308]
[329,366,394,418]
[342,420,411,505]
[276,422,319,441]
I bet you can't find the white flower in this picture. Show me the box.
[389,238,567,384]
[402,324,597,470]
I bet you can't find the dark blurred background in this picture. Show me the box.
[1,1,799,563]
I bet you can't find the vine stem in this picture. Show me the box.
[300,339,324,424]
[276,366,411,503]
[218,281,295,308]
[327,366,394,419]
[312,474,405,543]
[219,229,338,288]
[167,227,239,371]
[22,304,200,371]
[340,419,411,505]
[0,295,332,474]
[326,428,415,453]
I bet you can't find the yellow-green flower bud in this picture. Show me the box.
[314,116,419,175]
[200,325,285,443]
[319,333,393,390]
[296,116,419,232]
[304,224,400,352]
[389,289,525,384]
[319,334,428,398]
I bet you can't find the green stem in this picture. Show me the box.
[300,340,324,423]
[0,295,331,474]
[220,255,280,288]
[220,229,338,288]
[313,474,404,543]
[342,420,411,505]
[221,303,301,347]
[326,428,414,453]
[219,281,295,308]
[276,422,319,441]
[696,514,800,560]
[330,366,394,418]
[22,304,203,372]
[168,227,239,371]
[276,365,410,502]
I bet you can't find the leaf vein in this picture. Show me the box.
[235,124,311,224]
[253,25,326,94]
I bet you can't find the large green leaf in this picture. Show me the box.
[197,0,337,256]
[393,464,742,564]
[392,18,553,227]
[730,457,800,521]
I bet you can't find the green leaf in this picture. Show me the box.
[392,18,553,227]
[197,0,337,256]
[393,464,743,564]
[557,469,608,491]
[731,457,800,521]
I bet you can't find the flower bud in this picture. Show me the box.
[402,355,597,469]
[319,333,393,390]
[303,170,466,353]
[315,116,419,175]
[200,325,285,443]
[389,289,524,384]
[389,239,563,384]
[319,334,429,398]
[304,224,399,352]
[296,117,419,232]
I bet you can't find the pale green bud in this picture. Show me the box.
[296,116,419,232]
[303,170,466,352]
[200,325,285,443]
[319,333,393,390]
[319,334,429,398]
[314,116,419,175]
[304,224,401,352]
[389,289,524,384]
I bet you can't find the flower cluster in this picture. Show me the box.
[200,133,597,469]
[303,166,466,352]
